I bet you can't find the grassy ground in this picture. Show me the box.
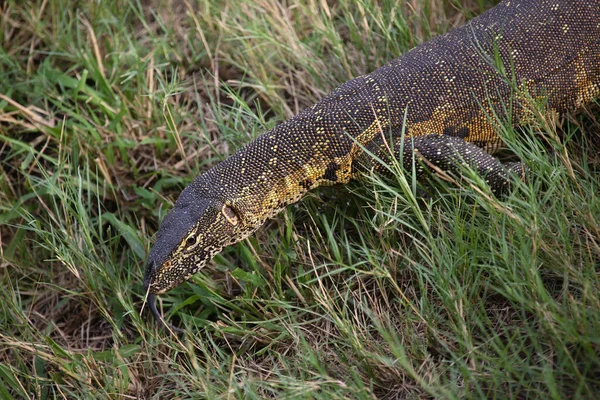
[1,0,600,398]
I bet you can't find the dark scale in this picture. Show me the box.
[322,162,340,182]
[144,0,600,332]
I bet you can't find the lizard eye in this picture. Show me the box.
[186,235,196,245]
[222,204,239,226]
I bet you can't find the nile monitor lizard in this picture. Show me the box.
[143,0,600,331]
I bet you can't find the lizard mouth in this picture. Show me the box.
[143,259,175,295]
[144,261,185,334]
[143,259,157,292]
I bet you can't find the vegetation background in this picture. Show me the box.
[1,0,599,398]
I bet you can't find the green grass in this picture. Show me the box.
[1,0,600,398]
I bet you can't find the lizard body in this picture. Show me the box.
[143,0,600,329]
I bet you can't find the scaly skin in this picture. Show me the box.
[144,0,600,328]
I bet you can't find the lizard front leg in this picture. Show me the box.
[365,134,526,196]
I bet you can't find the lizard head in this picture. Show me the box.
[144,185,246,295]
